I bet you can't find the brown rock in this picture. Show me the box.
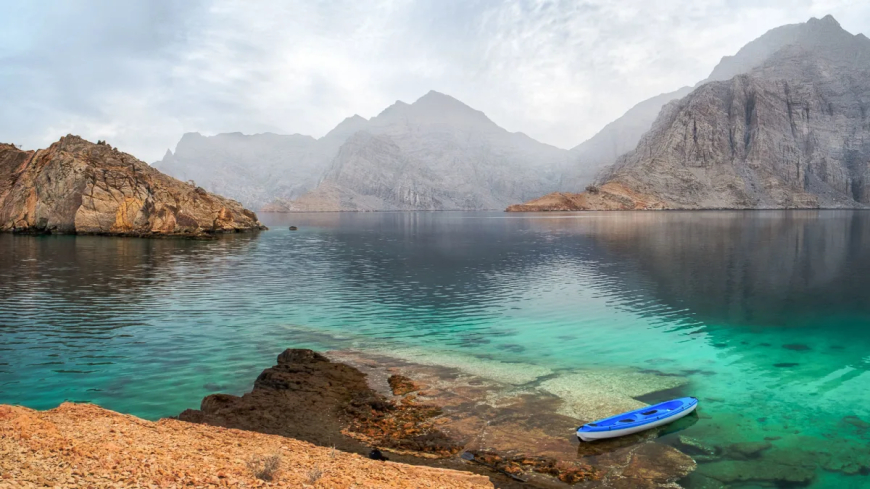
[388,374,424,396]
[0,136,266,236]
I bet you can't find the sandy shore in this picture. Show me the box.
[0,402,492,488]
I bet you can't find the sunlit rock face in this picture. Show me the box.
[516,15,870,211]
[0,135,265,236]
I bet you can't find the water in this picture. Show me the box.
[1,210,869,487]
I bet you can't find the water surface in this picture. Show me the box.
[2,210,869,488]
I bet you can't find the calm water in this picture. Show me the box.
[2,211,870,487]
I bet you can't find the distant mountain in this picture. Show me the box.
[153,131,328,210]
[564,15,853,184]
[510,15,870,211]
[272,91,570,211]
[1,136,265,236]
[156,92,573,212]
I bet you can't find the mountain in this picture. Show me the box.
[156,92,571,212]
[154,131,328,210]
[564,15,856,184]
[266,91,572,211]
[510,15,870,211]
[0,135,265,236]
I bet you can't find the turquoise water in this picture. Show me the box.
[2,211,869,487]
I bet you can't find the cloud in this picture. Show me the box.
[1,0,869,161]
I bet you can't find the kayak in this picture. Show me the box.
[576,397,698,441]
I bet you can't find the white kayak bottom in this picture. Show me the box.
[576,403,697,441]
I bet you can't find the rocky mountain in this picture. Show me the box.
[154,131,330,210]
[0,135,265,236]
[155,92,572,212]
[510,15,870,211]
[269,91,571,211]
[564,15,855,186]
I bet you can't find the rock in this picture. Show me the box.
[699,459,815,485]
[619,443,697,482]
[288,225,298,230]
[387,375,423,396]
[725,441,772,459]
[674,435,718,456]
[509,15,870,212]
[842,415,870,430]
[179,349,374,452]
[0,136,266,236]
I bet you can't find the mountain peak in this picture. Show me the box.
[705,14,856,82]
[810,14,841,27]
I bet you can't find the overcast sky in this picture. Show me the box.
[2,0,868,161]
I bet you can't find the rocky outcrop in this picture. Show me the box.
[0,135,265,236]
[505,183,668,211]
[511,15,870,211]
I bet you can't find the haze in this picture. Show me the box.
[2,0,869,161]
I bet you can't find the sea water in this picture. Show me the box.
[1,210,869,487]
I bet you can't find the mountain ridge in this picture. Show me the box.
[509,15,870,211]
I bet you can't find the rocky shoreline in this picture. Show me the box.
[0,402,490,488]
[178,349,697,488]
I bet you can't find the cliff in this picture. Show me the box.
[0,135,266,236]
[510,15,870,211]
[0,403,492,488]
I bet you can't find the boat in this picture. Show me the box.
[576,397,698,441]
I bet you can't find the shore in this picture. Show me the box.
[0,402,491,488]
[174,349,697,488]
[0,348,709,488]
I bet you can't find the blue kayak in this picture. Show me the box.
[576,397,698,441]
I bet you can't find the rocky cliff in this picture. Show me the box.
[563,15,859,190]
[511,15,870,211]
[0,135,266,236]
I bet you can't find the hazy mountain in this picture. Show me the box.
[156,92,572,211]
[564,15,853,184]
[153,132,329,210]
[267,91,571,211]
[512,16,870,211]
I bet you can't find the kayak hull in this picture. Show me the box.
[576,397,698,442]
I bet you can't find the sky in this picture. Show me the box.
[2,0,869,162]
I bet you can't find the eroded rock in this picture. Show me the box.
[0,136,265,236]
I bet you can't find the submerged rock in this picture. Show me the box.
[0,136,266,236]
[674,435,718,457]
[699,459,815,485]
[387,374,424,396]
[724,440,773,459]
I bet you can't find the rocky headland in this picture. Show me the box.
[0,135,266,236]
[509,15,870,212]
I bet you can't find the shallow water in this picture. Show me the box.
[2,211,869,487]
